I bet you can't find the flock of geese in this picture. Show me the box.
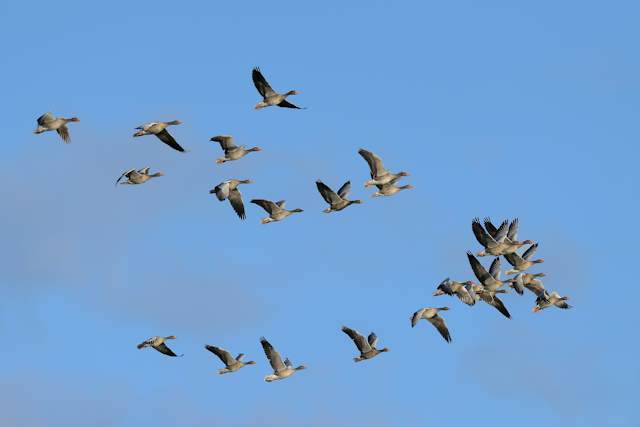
[34,67,571,383]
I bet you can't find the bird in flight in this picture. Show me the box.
[252,67,304,110]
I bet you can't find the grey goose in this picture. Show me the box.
[341,326,389,362]
[210,135,261,164]
[260,337,306,382]
[410,307,452,343]
[252,67,304,110]
[133,120,185,152]
[136,335,182,357]
[205,345,256,374]
[315,180,362,213]
[34,112,79,143]
[210,179,252,219]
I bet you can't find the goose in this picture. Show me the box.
[252,67,303,109]
[341,326,389,362]
[472,217,510,256]
[483,218,534,255]
[533,291,571,312]
[210,135,261,164]
[358,149,410,188]
[410,307,452,343]
[504,243,544,274]
[466,253,511,318]
[260,337,306,382]
[251,199,303,224]
[505,272,546,295]
[34,112,79,143]
[432,278,476,306]
[136,336,182,357]
[372,177,414,197]
[315,180,362,213]
[210,179,251,219]
[467,252,504,292]
[205,345,256,374]
[115,167,164,186]
[133,120,185,152]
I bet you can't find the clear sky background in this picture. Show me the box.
[1,1,638,426]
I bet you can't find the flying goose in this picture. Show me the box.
[470,284,511,319]
[210,179,252,219]
[372,177,414,197]
[410,307,452,343]
[341,326,389,362]
[432,278,476,306]
[315,180,362,213]
[34,112,79,143]
[505,272,546,295]
[533,291,571,312]
[466,253,511,318]
[251,199,303,224]
[467,252,504,292]
[252,67,303,110]
[483,218,534,255]
[136,336,182,357]
[358,149,410,188]
[133,120,185,152]
[472,217,510,256]
[210,135,261,164]
[205,344,256,374]
[260,337,306,382]
[115,167,164,186]
[504,243,544,274]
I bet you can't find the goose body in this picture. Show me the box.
[466,253,511,318]
[358,148,409,188]
[34,112,79,143]
[315,180,362,212]
[341,326,389,362]
[506,272,546,295]
[410,307,452,343]
[133,120,185,152]
[205,345,256,374]
[210,179,251,219]
[477,218,534,256]
[372,178,414,197]
[260,337,306,382]
[136,335,182,357]
[210,135,261,164]
[251,199,303,224]
[432,278,476,306]
[504,243,544,274]
[116,167,164,186]
[467,252,504,291]
[533,291,571,312]
[252,67,303,109]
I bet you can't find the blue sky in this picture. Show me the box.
[1,1,638,426]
